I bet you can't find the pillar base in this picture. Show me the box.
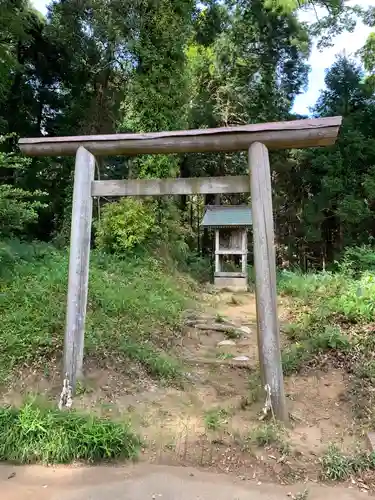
[214,272,248,292]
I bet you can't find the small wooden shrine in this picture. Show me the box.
[201,205,252,291]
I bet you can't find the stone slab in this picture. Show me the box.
[214,276,248,292]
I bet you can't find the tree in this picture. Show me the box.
[275,56,375,267]
[0,135,46,238]
[263,0,343,12]
[120,0,195,179]
[360,32,375,89]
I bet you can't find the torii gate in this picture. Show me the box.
[19,116,342,421]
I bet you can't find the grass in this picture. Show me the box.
[0,400,140,464]
[279,246,375,426]
[203,408,229,431]
[277,250,375,375]
[281,325,351,375]
[321,444,375,481]
[278,258,375,325]
[0,239,194,382]
[216,352,234,360]
[247,371,263,403]
[249,422,289,453]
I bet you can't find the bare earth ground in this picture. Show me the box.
[0,291,371,495]
[0,463,370,500]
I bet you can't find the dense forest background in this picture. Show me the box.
[2,0,375,270]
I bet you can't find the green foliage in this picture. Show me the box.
[263,0,343,13]
[327,272,375,322]
[0,184,46,237]
[360,31,375,88]
[339,246,375,275]
[0,238,52,275]
[279,250,375,324]
[249,422,288,453]
[0,240,193,381]
[121,0,194,179]
[280,248,375,428]
[0,0,370,267]
[95,197,191,262]
[321,445,375,481]
[248,372,263,403]
[275,55,375,270]
[0,400,140,464]
[182,254,212,283]
[282,326,350,375]
[0,136,47,238]
[282,342,314,374]
[119,339,182,382]
[203,408,228,431]
[278,270,342,300]
[355,360,375,381]
[95,198,156,254]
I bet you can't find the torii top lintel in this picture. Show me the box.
[18,116,342,157]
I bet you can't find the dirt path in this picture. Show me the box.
[0,291,366,493]
[0,463,369,500]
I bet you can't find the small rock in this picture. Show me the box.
[233,355,250,361]
[239,326,252,335]
[217,340,236,347]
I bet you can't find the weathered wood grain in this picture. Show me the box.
[249,141,287,422]
[19,117,342,157]
[64,146,95,392]
[91,176,249,197]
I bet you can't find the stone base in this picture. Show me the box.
[214,273,248,292]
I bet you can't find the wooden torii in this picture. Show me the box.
[19,116,342,421]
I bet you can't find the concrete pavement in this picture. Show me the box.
[0,463,369,500]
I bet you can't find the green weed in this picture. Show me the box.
[279,261,375,325]
[279,249,375,423]
[321,444,375,481]
[215,313,225,323]
[204,408,228,431]
[282,326,350,375]
[224,328,242,340]
[120,338,182,382]
[216,352,234,360]
[0,400,140,464]
[248,372,263,403]
[283,323,303,342]
[355,360,375,380]
[249,422,289,453]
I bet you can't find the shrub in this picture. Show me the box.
[278,270,342,301]
[327,272,375,322]
[95,198,156,254]
[339,245,375,276]
[0,136,47,238]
